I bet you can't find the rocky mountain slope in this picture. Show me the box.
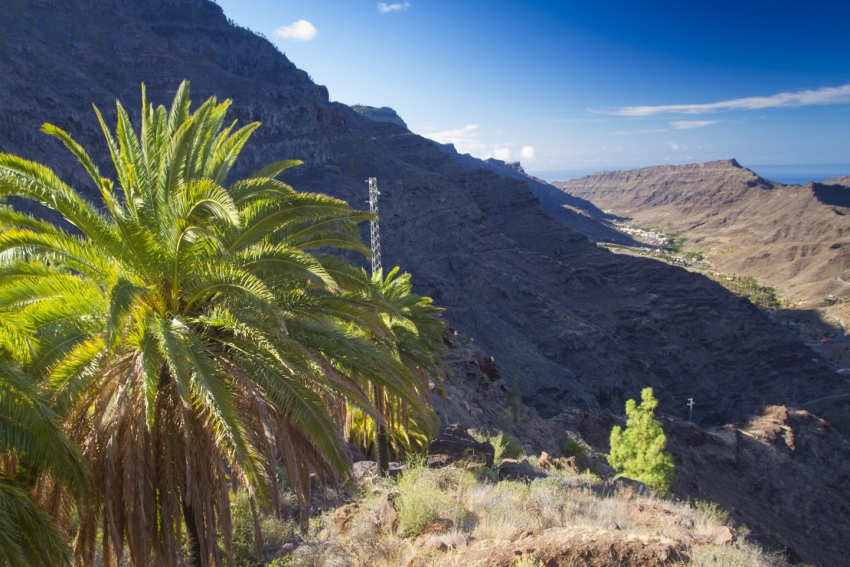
[434,340,850,566]
[826,175,850,187]
[1,0,848,425]
[553,160,850,310]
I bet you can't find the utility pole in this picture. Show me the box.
[367,178,389,477]
[367,177,382,277]
[687,398,695,424]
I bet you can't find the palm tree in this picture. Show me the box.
[349,267,448,474]
[0,82,427,567]
[0,304,88,567]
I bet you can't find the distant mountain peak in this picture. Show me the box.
[350,105,407,128]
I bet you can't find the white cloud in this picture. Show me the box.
[492,147,511,161]
[597,84,850,116]
[612,128,668,135]
[423,124,481,150]
[671,120,719,129]
[668,142,680,150]
[378,2,411,13]
[274,20,317,41]
[423,124,522,161]
[520,146,535,160]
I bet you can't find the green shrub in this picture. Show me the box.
[229,490,295,566]
[394,465,459,537]
[609,387,677,494]
[562,438,585,458]
[694,499,729,525]
[471,430,524,464]
[823,413,850,437]
[395,488,447,537]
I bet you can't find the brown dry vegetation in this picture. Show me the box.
[289,461,784,567]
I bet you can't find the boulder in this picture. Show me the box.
[352,460,405,480]
[345,441,368,463]
[537,451,580,472]
[498,459,547,482]
[427,424,495,468]
[414,518,454,547]
[376,496,397,534]
[333,503,359,534]
[711,526,736,545]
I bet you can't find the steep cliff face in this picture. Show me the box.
[553,160,850,309]
[1,0,848,423]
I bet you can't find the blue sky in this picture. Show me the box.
[216,0,850,177]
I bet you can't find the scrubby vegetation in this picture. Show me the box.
[709,273,785,310]
[290,459,786,567]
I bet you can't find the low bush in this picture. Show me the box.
[693,499,730,525]
[471,429,524,464]
[562,438,585,458]
[229,489,296,567]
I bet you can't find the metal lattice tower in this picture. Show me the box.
[367,177,382,276]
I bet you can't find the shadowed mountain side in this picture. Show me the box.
[812,182,850,208]
[432,142,639,245]
[556,406,850,566]
[434,344,850,566]
[1,0,848,424]
[553,160,850,309]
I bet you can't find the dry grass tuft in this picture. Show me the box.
[290,460,787,567]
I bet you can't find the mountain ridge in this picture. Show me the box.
[1,0,848,426]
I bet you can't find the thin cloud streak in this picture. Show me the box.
[596,84,850,116]
[671,120,719,129]
[378,2,411,13]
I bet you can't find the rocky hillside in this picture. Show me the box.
[431,340,850,566]
[1,0,848,425]
[553,160,850,310]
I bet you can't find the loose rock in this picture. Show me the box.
[427,424,495,468]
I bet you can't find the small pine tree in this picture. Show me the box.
[609,387,677,494]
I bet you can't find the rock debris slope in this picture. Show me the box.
[1,0,848,423]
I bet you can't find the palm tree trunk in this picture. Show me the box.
[182,501,203,567]
[376,424,390,477]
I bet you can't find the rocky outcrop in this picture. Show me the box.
[351,460,405,479]
[427,424,495,468]
[497,458,547,481]
[351,105,407,128]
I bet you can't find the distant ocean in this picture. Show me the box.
[529,164,850,186]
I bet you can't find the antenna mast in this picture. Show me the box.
[367,177,382,276]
